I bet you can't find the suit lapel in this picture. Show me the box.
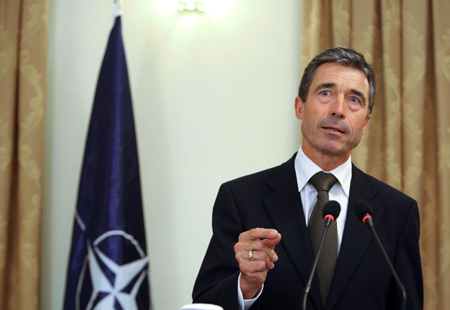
[263,155,323,309]
[326,165,384,309]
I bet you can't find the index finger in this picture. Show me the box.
[241,228,279,241]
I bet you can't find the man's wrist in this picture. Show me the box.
[238,273,263,310]
[240,275,263,299]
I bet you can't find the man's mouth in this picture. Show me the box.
[323,126,344,134]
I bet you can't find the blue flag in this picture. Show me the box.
[63,15,151,310]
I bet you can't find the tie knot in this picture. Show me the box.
[309,171,338,192]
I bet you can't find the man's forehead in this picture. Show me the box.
[310,63,369,93]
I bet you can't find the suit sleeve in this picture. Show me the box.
[192,182,244,309]
[388,200,424,309]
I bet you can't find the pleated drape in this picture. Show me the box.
[0,0,48,308]
[301,1,450,309]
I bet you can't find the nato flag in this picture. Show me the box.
[63,15,151,310]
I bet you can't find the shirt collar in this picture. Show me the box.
[294,145,352,196]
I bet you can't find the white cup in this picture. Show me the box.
[180,304,224,310]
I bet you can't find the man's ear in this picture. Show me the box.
[295,96,305,120]
[362,113,371,134]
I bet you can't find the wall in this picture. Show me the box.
[42,0,302,309]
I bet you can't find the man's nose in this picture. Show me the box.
[330,95,346,118]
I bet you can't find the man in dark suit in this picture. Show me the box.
[192,47,423,309]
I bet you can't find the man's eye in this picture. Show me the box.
[320,90,331,96]
[350,96,360,103]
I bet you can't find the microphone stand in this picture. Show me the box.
[367,221,406,310]
[354,200,407,310]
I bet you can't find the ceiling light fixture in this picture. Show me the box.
[177,0,208,13]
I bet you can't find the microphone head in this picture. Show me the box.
[353,199,373,221]
[322,200,341,220]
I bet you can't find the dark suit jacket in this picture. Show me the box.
[193,154,423,309]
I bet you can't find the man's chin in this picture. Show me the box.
[317,144,349,157]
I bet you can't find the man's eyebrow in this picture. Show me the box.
[313,83,336,94]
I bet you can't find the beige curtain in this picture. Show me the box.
[301,0,450,309]
[0,0,48,309]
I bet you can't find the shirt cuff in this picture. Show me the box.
[237,273,263,310]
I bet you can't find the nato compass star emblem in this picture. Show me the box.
[76,230,149,310]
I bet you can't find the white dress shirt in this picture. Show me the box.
[295,146,352,250]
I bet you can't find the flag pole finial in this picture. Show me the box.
[114,0,123,17]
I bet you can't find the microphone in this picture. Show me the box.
[302,201,341,310]
[353,200,406,310]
